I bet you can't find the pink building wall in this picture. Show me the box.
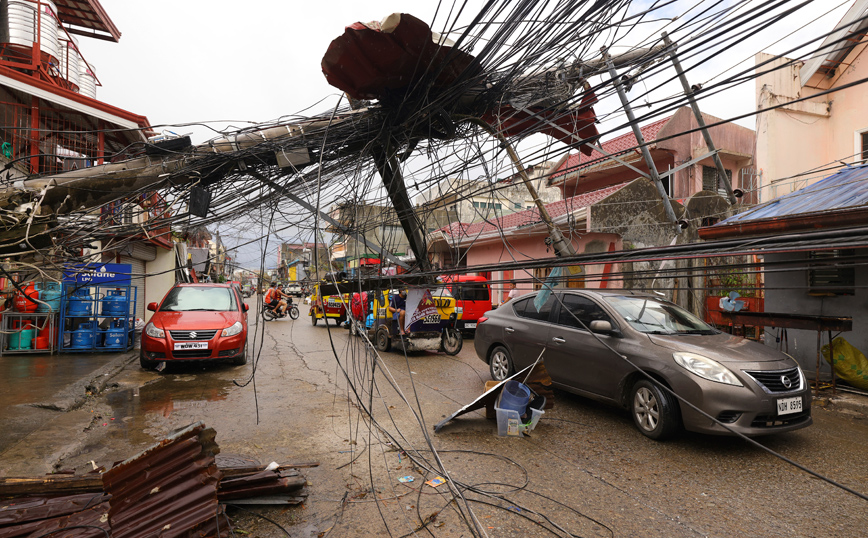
[755,42,868,200]
[464,233,623,304]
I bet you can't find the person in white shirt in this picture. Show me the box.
[504,282,520,303]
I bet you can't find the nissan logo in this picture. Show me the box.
[780,375,792,389]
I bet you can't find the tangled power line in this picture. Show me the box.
[2,1,867,536]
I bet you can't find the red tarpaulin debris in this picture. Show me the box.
[322,13,481,101]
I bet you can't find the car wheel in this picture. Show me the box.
[231,345,248,366]
[140,353,158,370]
[311,311,318,326]
[441,328,463,356]
[630,379,681,441]
[375,327,391,352]
[489,345,513,381]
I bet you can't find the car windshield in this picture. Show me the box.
[160,286,237,312]
[602,295,715,334]
[430,287,453,297]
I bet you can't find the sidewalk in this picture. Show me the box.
[0,349,138,475]
[815,387,868,418]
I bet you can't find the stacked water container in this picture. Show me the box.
[78,59,96,99]
[57,34,80,91]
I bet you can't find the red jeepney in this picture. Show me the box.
[438,274,491,333]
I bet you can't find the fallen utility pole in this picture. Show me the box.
[461,116,579,261]
[663,32,737,204]
[603,47,680,231]
[248,169,410,270]
[371,144,432,273]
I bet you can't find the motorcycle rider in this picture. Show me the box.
[264,283,287,316]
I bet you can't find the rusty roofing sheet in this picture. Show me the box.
[0,493,109,527]
[56,0,121,42]
[717,163,868,225]
[0,499,109,538]
[101,422,230,538]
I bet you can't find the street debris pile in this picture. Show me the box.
[0,423,309,537]
[435,361,554,434]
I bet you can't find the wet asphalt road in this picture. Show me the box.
[13,299,868,537]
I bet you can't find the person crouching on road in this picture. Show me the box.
[389,289,408,335]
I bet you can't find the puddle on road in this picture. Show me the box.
[101,373,233,446]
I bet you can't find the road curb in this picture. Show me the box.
[29,351,139,412]
[814,392,868,418]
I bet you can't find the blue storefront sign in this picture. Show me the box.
[62,263,132,286]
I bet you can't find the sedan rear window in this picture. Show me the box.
[512,294,555,321]
[160,286,238,312]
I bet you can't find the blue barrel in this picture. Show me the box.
[103,320,126,348]
[71,322,94,349]
[37,282,62,313]
[100,289,127,316]
[67,287,92,316]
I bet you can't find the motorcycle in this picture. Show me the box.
[262,299,300,321]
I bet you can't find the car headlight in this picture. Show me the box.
[673,352,743,386]
[455,306,463,314]
[144,322,164,338]
[222,321,243,337]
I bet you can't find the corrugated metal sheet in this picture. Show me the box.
[0,498,110,538]
[101,422,229,538]
[716,164,868,224]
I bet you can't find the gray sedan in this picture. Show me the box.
[475,289,812,440]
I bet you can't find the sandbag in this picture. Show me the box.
[821,337,868,390]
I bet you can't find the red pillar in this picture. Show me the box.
[29,96,39,173]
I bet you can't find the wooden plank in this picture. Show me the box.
[721,311,852,332]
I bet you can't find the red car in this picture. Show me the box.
[140,283,249,369]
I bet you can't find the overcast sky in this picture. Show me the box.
[81,0,853,268]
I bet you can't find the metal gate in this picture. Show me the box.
[119,255,146,321]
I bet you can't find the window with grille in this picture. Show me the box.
[808,250,855,295]
[702,166,732,194]
[861,131,868,162]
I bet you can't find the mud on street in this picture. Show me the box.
[4,301,868,537]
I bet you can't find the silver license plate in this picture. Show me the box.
[777,396,802,415]
[464,322,477,329]
[174,341,209,350]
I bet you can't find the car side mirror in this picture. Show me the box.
[243,304,249,312]
[147,302,159,312]
[589,320,617,335]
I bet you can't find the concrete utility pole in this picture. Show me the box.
[662,32,737,204]
[248,169,410,270]
[603,47,680,231]
[461,116,578,260]
[370,144,432,273]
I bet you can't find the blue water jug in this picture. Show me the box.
[67,287,92,316]
[499,380,531,416]
[101,289,127,316]
[37,282,62,313]
[71,322,94,349]
[103,320,126,348]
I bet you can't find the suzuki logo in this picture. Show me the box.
[189,331,197,339]
[781,375,792,389]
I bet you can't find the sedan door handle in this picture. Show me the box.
[552,337,566,344]
[505,327,515,333]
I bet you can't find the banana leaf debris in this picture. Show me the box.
[0,423,313,538]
